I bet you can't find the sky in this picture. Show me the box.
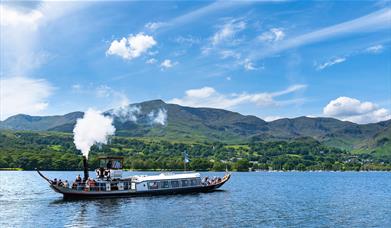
[1,0,390,124]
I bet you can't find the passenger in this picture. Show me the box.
[90,179,96,191]
[76,174,82,183]
[202,177,209,185]
[52,178,57,185]
[63,180,69,188]
[107,160,112,169]
[58,179,63,187]
[72,182,77,189]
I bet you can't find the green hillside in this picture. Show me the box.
[1,100,390,153]
[1,130,390,171]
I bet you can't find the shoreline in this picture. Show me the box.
[1,169,390,172]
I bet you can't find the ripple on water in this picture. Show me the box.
[0,171,390,228]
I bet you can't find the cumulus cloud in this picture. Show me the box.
[106,33,157,60]
[0,76,53,120]
[366,44,383,53]
[316,57,346,70]
[323,97,391,124]
[211,19,246,46]
[160,59,176,69]
[169,84,307,109]
[258,28,285,42]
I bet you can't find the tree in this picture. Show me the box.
[234,159,250,172]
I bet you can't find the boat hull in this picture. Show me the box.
[37,170,231,199]
[54,183,226,199]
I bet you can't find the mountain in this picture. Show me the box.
[1,100,390,151]
[0,112,83,131]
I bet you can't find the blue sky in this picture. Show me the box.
[1,0,390,123]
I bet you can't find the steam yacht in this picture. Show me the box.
[37,156,231,199]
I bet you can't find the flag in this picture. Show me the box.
[183,151,190,163]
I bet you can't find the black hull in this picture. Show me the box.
[60,184,224,199]
[37,169,231,199]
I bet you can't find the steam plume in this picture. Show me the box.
[73,109,116,158]
[148,108,167,125]
[109,105,140,123]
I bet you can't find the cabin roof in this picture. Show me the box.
[134,172,200,182]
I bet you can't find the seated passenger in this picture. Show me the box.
[63,180,69,188]
[52,178,57,185]
[72,182,77,189]
[58,179,63,187]
[76,174,82,183]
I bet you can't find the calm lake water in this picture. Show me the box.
[0,171,390,227]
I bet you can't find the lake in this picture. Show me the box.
[0,171,390,227]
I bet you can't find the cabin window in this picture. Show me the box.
[124,182,129,190]
[190,179,197,186]
[148,181,159,190]
[171,180,179,188]
[181,179,189,187]
[161,181,169,189]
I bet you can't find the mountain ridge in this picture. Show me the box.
[1,100,390,152]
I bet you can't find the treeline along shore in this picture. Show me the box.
[1,131,390,171]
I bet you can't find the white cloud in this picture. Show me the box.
[148,108,167,125]
[110,105,140,123]
[243,58,257,71]
[164,1,252,30]
[366,44,384,53]
[211,19,246,46]
[0,5,43,28]
[316,57,346,70]
[160,59,176,69]
[145,22,167,31]
[174,35,201,47]
[258,28,285,42]
[1,2,87,76]
[72,84,82,91]
[0,76,54,120]
[106,33,157,60]
[323,97,391,124]
[220,50,241,59]
[93,85,130,109]
[169,84,307,109]
[252,8,391,60]
[95,85,112,98]
[226,76,232,81]
[146,58,157,64]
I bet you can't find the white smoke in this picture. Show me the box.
[110,105,141,123]
[148,108,167,125]
[73,109,116,158]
